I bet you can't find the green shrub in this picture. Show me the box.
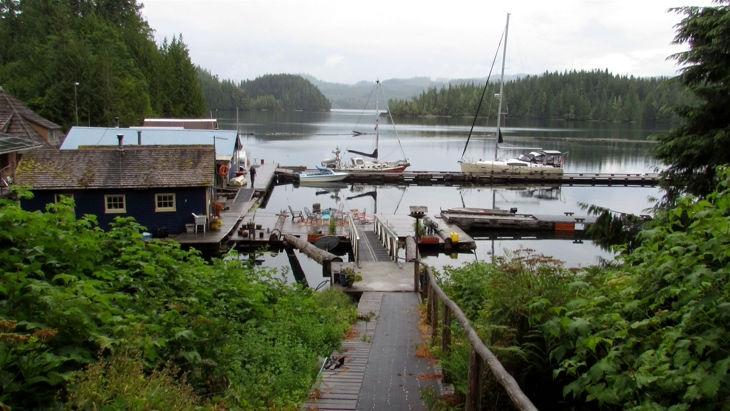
[0,194,356,409]
[66,352,205,410]
[434,170,730,409]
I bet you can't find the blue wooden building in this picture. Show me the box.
[15,144,215,236]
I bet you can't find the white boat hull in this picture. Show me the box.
[460,160,563,175]
[299,170,349,183]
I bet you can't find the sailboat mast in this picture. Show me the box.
[495,13,510,161]
[375,80,380,161]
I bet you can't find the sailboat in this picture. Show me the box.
[321,80,410,173]
[459,14,564,175]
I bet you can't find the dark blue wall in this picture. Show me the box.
[21,187,208,236]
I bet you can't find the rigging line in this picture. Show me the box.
[383,86,407,160]
[353,82,378,132]
[460,31,504,161]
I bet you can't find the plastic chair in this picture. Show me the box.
[192,213,207,234]
[288,206,304,222]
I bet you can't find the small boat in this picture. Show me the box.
[322,147,410,173]
[299,166,349,183]
[459,14,564,175]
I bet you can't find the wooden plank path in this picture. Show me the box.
[304,292,382,411]
[171,161,278,246]
[306,222,436,410]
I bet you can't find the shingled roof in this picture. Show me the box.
[0,132,44,155]
[0,87,62,147]
[15,145,215,190]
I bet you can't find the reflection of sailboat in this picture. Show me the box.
[459,14,564,175]
[322,81,410,173]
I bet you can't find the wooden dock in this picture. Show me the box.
[305,222,436,410]
[277,169,660,186]
[170,161,278,248]
[440,208,597,231]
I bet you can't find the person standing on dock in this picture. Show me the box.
[249,164,256,187]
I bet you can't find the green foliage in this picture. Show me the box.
[0,1,204,129]
[434,170,730,409]
[580,203,649,251]
[437,251,574,408]
[67,352,204,410]
[0,196,356,409]
[389,70,691,125]
[656,1,730,198]
[199,72,332,112]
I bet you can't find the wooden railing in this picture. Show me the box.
[348,214,360,266]
[373,214,401,261]
[422,265,537,411]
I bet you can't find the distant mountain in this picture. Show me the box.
[304,75,521,109]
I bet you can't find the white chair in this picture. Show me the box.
[192,213,207,234]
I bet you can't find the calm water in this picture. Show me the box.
[221,110,665,286]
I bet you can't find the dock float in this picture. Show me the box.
[276,166,659,186]
[276,169,660,186]
[440,208,596,232]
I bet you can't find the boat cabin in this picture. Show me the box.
[517,150,563,167]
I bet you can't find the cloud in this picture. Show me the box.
[141,0,714,83]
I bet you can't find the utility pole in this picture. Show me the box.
[73,82,79,126]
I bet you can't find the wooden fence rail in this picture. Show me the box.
[423,265,538,411]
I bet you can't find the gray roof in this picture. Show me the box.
[61,127,238,157]
[15,145,215,190]
[0,88,62,148]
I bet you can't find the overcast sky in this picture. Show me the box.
[141,0,712,84]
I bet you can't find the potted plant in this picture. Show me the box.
[338,267,362,287]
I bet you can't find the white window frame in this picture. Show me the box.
[155,193,176,212]
[104,194,126,214]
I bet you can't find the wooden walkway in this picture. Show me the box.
[305,223,436,410]
[171,161,278,246]
[278,169,660,186]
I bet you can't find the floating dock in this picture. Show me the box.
[440,208,596,232]
[277,168,659,186]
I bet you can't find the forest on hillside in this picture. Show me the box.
[389,70,692,124]
[0,1,205,129]
[198,71,331,112]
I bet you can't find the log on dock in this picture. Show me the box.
[423,216,453,250]
[283,234,342,276]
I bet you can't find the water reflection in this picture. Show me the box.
[223,110,665,286]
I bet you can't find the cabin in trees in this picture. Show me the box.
[15,145,216,236]
[0,87,63,191]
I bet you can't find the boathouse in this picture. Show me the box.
[0,87,63,190]
[15,144,215,236]
[60,126,247,185]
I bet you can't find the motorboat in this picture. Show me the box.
[298,166,349,184]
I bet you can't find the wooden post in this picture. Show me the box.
[414,257,420,292]
[442,308,451,356]
[466,348,482,411]
[426,282,433,323]
[442,307,451,382]
[430,293,438,342]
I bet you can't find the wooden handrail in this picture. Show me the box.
[425,266,538,411]
[348,214,360,266]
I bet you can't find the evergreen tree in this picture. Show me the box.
[655,1,730,198]
[0,0,204,128]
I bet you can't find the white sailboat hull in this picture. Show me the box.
[461,160,563,175]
